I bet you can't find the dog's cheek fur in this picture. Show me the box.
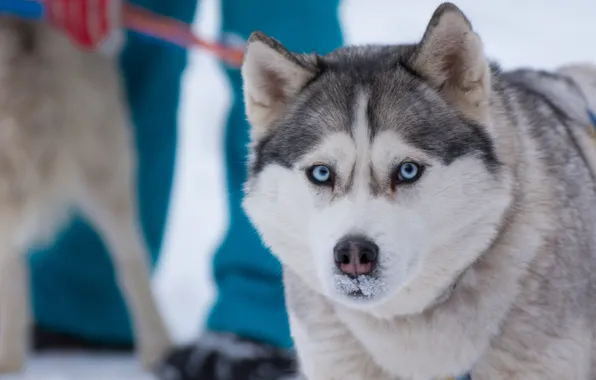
[422,159,511,256]
[372,157,514,316]
[243,165,323,287]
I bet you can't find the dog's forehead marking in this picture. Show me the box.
[350,90,373,195]
[352,90,370,153]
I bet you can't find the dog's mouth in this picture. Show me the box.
[333,272,386,301]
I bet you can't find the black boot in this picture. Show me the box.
[156,331,297,380]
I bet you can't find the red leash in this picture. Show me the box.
[122,3,244,67]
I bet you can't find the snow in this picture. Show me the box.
[4,353,155,380]
[11,0,596,378]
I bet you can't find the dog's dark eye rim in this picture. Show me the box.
[392,161,425,186]
[305,163,335,187]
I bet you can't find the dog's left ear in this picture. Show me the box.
[409,3,490,123]
[242,32,319,140]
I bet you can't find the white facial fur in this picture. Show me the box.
[243,91,513,316]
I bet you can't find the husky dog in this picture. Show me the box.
[0,17,170,372]
[240,2,596,379]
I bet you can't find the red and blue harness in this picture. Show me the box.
[0,0,244,65]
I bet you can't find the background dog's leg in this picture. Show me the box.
[0,249,29,373]
[78,178,171,370]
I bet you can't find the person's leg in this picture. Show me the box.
[30,0,198,347]
[158,1,343,379]
[208,0,343,349]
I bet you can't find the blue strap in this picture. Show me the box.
[589,109,596,129]
[0,0,45,20]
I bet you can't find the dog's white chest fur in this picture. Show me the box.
[335,306,475,380]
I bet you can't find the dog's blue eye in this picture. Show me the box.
[308,165,333,185]
[311,165,330,182]
[400,162,418,179]
[396,162,423,183]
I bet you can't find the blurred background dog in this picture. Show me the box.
[0,16,170,373]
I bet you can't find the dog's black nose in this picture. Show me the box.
[333,236,378,277]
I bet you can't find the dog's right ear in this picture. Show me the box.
[242,32,319,140]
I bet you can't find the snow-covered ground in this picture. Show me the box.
[10,0,596,378]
